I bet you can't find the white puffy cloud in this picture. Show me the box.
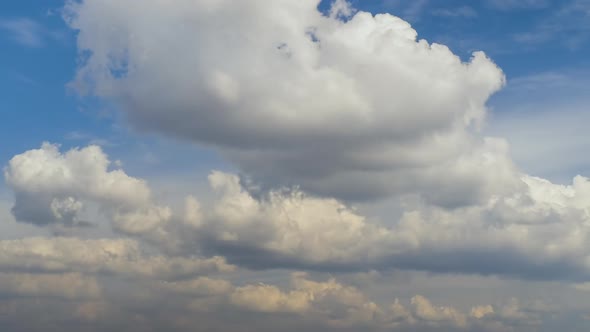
[64,0,514,205]
[182,170,590,281]
[5,143,590,281]
[5,143,149,207]
[7,144,590,281]
[194,171,397,266]
[4,143,173,234]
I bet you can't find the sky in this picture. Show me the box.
[0,0,590,331]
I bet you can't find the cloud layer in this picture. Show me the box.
[6,144,590,282]
[1,0,589,331]
[0,235,545,332]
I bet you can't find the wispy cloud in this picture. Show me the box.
[12,72,37,86]
[511,0,590,49]
[0,17,65,48]
[382,1,476,22]
[381,0,430,22]
[431,6,478,18]
[0,18,44,47]
[486,0,550,11]
[65,131,114,147]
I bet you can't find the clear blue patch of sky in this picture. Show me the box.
[0,0,104,162]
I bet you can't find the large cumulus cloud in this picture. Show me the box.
[63,0,519,205]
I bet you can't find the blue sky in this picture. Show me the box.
[1,1,590,331]
[0,0,230,181]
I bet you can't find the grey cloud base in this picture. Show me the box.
[0,236,546,332]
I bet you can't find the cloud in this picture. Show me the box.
[0,237,234,281]
[162,276,233,297]
[51,0,590,282]
[6,143,590,281]
[431,6,478,18]
[0,268,543,332]
[0,17,64,48]
[178,170,590,281]
[0,272,100,300]
[486,0,550,10]
[226,273,407,329]
[1,1,589,329]
[148,274,548,331]
[4,143,173,233]
[4,143,150,208]
[0,18,44,47]
[411,295,466,327]
[510,0,590,48]
[64,0,510,205]
[0,232,547,331]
